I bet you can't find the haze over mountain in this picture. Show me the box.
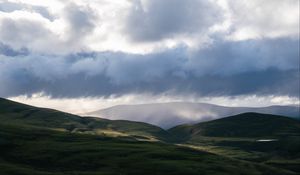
[85,102,299,128]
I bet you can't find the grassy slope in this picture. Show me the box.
[169,113,300,173]
[0,123,293,175]
[169,112,300,139]
[0,98,171,141]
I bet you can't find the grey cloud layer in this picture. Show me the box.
[0,0,298,99]
[0,38,298,98]
[187,38,299,75]
[125,0,222,42]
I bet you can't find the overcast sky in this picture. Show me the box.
[0,0,299,113]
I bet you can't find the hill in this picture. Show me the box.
[85,102,299,128]
[169,112,300,139]
[169,113,300,174]
[0,98,171,141]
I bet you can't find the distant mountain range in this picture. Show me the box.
[84,102,299,128]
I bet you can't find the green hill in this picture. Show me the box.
[169,112,300,139]
[169,113,300,174]
[0,98,171,141]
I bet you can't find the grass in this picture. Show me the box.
[168,113,300,174]
[0,123,295,175]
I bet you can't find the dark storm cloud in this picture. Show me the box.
[0,38,299,98]
[1,66,298,98]
[187,38,299,76]
[125,0,222,42]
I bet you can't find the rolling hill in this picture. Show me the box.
[169,112,300,139]
[168,113,300,174]
[84,102,299,128]
[1,98,300,174]
[0,98,171,141]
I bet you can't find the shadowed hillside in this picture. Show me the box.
[169,112,300,139]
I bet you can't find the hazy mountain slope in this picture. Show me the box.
[0,98,171,141]
[85,102,299,128]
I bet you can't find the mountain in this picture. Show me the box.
[0,98,171,141]
[84,102,299,128]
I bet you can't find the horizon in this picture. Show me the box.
[1,96,299,129]
[7,94,300,115]
[2,96,299,129]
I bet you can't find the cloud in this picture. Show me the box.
[0,1,55,20]
[62,3,96,43]
[186,38,299,75]
[0,0,298,109]
[0,42,28,56]
[124,0,222,42]
[0,2,96,54]
[0,38,298,98]
[225,0,299,40]
[0,10,61,53]
[0,0,298,53]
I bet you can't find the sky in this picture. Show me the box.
[0,0,299,114]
